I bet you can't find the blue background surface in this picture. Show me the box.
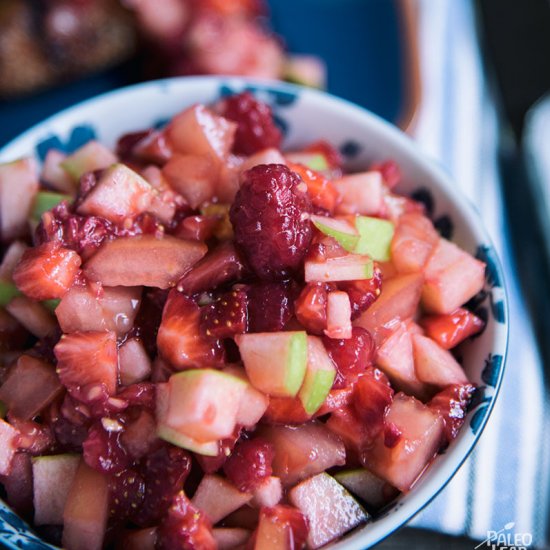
[0,0,404,148]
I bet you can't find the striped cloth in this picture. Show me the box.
[408,0,550,545]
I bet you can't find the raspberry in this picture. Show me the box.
[323,327,375,388]
[230,164,312,280]
[218,91,282,155]
[223,438,274,492]
[247,280,296,332]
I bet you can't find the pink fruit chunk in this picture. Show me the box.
[0,418,19,475]
[191,474,252,524]
[354,272,424,336]
[259,421,346,485]
[84,235,207,288]
[412,334,469,387]
[166,104,237,160]
[375,322,427,397]
[391,213,439,273]
[241,148,286,172]
[41,149,75,193]
[305,254,374,283]
[0,355,63,420]
[333,171,383,216]
[119,338,152,386]
[360,393,444,492]
[56,284,142,336]
[54,331,118,395]
[162,154,219,209]
[0,241,28,281]
[77,164,159,223]
[254,505,309,550]
[212,528,250,550]
[159,369,246,442]
[32,454,80,525]
[5,296,57,338]
[1,452,33,517]
[0,157,39,241]
[289,473,368,549]
[251,476,283,508]
[62,461,110,550]
[324,290,352,339]
[118,528,157,550]
[422,238,486,314]
[61,141,117,180]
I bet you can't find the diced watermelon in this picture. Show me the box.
[212,528,250,550]
[0,158,39,241]
[333,468,399,512]
[54,331,118,395]
[158,369,246,442]
[62,461,110,550]
[0,418,19,475]
[324,290,352,339]
[354,273,424,336]
[56,284,142,336]
[360,393,444,491]
[422,238,486,314]
[391,213,439,273]
[0,355,62,420]
[61,141,117,181]
[375,322,427,397]
[162,154,219,209]
[420,307,485,349]
[191,474,252,524]
[259,421,345,485]
[41,149,75,193]
[251,476,282,508]
[289,473,368,549]
[305,254,374,283]
[84,235,207,289]
[32,454,80,525]
[119,338,152,386]
[5,296,57,338]
[333,171,383,216]
[77,164,160,223]
[235,332,308,398]
[412,334,469,387]
[166,104,237,160]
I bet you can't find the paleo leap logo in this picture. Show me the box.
[474,522,533,549]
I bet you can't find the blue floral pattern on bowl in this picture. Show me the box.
[0,76,508,550]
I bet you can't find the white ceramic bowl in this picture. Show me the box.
[0,76,508,550]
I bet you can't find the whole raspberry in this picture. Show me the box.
[230,164,312,280]
[219,91,282,155]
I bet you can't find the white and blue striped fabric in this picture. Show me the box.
[409,0,550,545]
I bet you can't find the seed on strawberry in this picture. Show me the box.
[200,289,248,339]
[157,290,225,369]
[338,266,382,320]
[54,331,118,395]
[13,242,81,300]
[230,164,312,280]
[247,280,295,332]
[156,491,216,550]
[323,327,375,388]
[218,91,282,155]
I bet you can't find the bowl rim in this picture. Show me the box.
[0,75,509,550]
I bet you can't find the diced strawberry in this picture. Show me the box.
[263,396,312,425]
[428,383,475,444]
[108,467,146,522]
[315,387,354,416]
[295,282,333,335]
[255,505,309,550]
[177,242,246,295]
[420,308,485,350]
[323,327,375,389]
[223,438,274,492]
[288,162,339,214]
[338,266,383,320]
[200,288,248,339]
[135,445,192,526]
[370,160,401,189]
[195,432,241,474]
[156,491,216,550]
[13,242,81,300]
[83,420,130,475]
[157,290,224,369]
[247,280,296,333]
[173,215,218,242]
[54,331,118,395]
[303,140,343,170]
[353,368,394,430]
[9,417,55,456]
[120,409,158,460]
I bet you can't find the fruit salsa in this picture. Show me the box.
[0,91,486,550]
